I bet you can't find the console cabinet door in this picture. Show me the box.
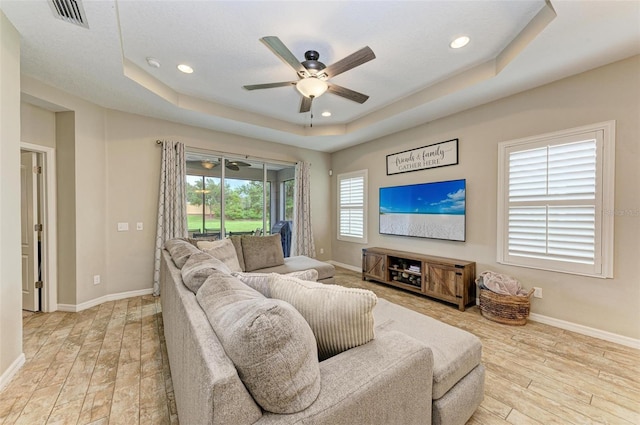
[425,264,459,304]
[363,252,386,281]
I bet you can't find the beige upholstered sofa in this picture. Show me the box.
[160,237,484,425]
[188,234,336,283]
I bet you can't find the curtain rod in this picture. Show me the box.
[156,140,298,166]
[191,146,298,167]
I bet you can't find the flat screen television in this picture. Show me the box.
[379,179,466,241]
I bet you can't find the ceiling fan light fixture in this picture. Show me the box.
[201,160,216,169]
[450,36,470,49]
[296,77,328,99]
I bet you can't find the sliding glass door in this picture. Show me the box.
[185,152,294,247]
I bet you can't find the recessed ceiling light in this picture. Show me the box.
[321,111,331,117]
[146,57,160,68]
[177,64,194,74]
[450,36,470,49]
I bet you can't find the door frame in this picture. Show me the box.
[20,142,57,312]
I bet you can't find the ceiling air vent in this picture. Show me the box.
[49,0,89,29]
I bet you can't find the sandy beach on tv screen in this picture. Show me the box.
[380,213,465,241]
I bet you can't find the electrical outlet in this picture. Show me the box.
[93,275,101,285]
[533,287,542,298]
[117,222,129,232]
[320,248,324,254]
[136,222,143,231]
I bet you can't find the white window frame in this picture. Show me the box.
[497,121,615,278]
[337,169,368,243]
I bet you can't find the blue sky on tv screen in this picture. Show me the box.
[380,179,465,215]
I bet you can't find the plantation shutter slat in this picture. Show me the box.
[507,138,597,265]
[339,174,365,239]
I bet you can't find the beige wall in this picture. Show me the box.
[104,109,332,294]
[0,11,23,382]
[331,56,640,340]
[21,77,110,306]
[17,82,332,305]
[55,111,77,304]
[21,102,55,148]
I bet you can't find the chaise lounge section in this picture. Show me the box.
[160,237,484,424]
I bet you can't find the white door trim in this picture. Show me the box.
[20,142,57,312]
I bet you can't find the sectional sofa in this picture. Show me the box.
[160,235,484,424]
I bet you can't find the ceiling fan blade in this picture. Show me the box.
[327,84,369,104]
[260,36,308,77]
[322,46,375,78]
[228,160,250,167]
[243,81,297,90]
[299,96,312,113]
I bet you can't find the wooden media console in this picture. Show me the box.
[362,247,476,311]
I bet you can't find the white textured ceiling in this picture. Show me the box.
[2,0,639,153]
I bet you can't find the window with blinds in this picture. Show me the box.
[337,170,367,243]
[497,122,615,278]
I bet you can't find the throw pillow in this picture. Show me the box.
[164,238,201,269]
[269,274,378,361]
[232,269,319,297]
[200,239,242,272]
[196,271,321,414]
[241,234,284,272]
[181,252,232,293]
[229,235,246,272]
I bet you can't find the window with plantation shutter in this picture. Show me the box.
[497,122,615,278]
[338,170,367,243]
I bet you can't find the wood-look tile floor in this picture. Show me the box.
[1,267,638,424]
[0,295,176,425]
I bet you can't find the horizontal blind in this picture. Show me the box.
[339,175,364,238]
[507,139,596,264]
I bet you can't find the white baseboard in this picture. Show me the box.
[528,313,640,349]
[57,288,154,313]
[329,260,360,273]
[0,353,25,392]
[331,261,640,349]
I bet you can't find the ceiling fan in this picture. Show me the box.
[187,159,251,171]
[243,36,376,113]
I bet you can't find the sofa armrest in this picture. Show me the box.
[257,328,434,425]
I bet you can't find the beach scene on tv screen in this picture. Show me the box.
[379,179,465,241]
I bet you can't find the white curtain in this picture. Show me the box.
[153,140,187,295]
[293,161,316,258]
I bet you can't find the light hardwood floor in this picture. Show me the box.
[1,267,638,424]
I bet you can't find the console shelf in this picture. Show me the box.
[362,247,476,311]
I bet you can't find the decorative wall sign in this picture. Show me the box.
[386,138,458,175]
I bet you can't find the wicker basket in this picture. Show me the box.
[479,288,534,326]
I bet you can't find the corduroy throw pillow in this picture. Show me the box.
[232,269,318,297]
[268,274,378,360]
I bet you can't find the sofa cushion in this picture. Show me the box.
[257,256,335,281]
[229,236,246,271]
[199,239,242,273]
[196,271,321,414]
[181,252,232,293]
[373,298,482,399]
[164,238,201,269]
[232,269,318,297]
[268,274,377,360]
[241,234,285,272]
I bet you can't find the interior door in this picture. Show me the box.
[21,151,39,312]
